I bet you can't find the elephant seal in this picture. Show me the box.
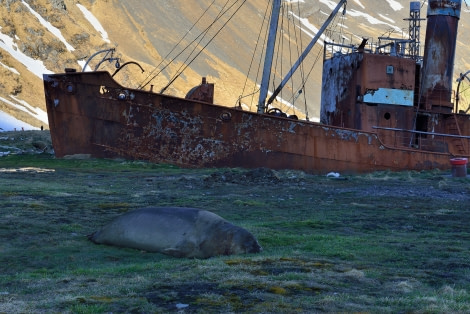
[89,207,262,258]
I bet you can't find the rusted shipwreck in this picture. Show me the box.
[43,0,470,174]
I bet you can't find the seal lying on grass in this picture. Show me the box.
[89,207,262,258]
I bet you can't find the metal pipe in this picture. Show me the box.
[112,61,145,77]
[420,0,462,112]
[257,0,281,113]
[372,125,470,139]
[82,48,116,72]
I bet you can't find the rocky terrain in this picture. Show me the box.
[1,0,470,129]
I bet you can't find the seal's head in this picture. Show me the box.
[198,221,262,258]
[220,223,263,255]
[227,225,262,255]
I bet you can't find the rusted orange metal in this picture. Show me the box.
[43,70,469,174]
[185,77,214,103]
[421,0,461,112]
[321,53,417,132]
[42,0,470,174]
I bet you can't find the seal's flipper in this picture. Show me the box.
[163,248,187,258]
[164,239,199,257]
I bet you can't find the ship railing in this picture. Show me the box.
[324,39,422,61]
[323,41,361,59]
[372,126,470,155]
[376,37,415,57]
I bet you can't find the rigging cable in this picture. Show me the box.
[160,0,247,94]
[160,0,234,92]
[286,5,296,116]
[269,2,346,120]
[241,0,273,111]
[138,0,217,90]
[272,4,285,106]
[286,4,345,119]
[268,2,306,116]
[278,1,304,116]
[294,0,308,119]
[237,0,271,109]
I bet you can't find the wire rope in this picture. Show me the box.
[237,0,271,109]
[138,0,217,89]
[160,0,247,93]
[160,0,239,93]
[142,0,245,92]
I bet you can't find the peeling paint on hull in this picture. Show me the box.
[43,72,469,174]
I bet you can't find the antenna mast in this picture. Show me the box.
[404,1,424,60]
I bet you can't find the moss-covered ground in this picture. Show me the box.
[1,131,469,313]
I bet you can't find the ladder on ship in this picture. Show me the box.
[447,114,468,155]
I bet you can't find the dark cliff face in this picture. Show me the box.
[0,0,469,130]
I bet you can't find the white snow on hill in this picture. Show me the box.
[0,2,110,131]
[0,96,48,131]
[22,0,75,52]
[0,29,53,79]
[77,4,111,44]
[385,0,404,11]
[0,61,20,75]
[0,111,38,131]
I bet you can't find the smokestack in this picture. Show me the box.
[420,0,462,112]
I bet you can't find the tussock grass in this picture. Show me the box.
[1,132,469,312]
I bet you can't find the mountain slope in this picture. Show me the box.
[1,0,469,130]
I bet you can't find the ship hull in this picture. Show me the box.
[43,71,468,174]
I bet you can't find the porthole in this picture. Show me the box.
[66,83,75,93]
[221,111,232,121]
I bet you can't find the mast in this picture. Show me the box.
[263,0,347,108]
[257,0,282,113]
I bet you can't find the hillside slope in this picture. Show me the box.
[1,0,469,130]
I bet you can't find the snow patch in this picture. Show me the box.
[385,0,404,11]
[464,0,470,12]
[319,0,339,10]
[0,95,48,128]
[77,4,111,43]
[353,0,365,10]
[0,30,53,79]
[347,8,401,32]
[0,111,38,131]
[378,14,395,24]
[290,13,333,46]
[0,61,19,75]
[77,59,87,71]
[9,95,49,125]
[21,0,75,52]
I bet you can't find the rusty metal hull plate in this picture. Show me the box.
[43,72,470,174]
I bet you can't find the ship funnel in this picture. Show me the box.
[421,0,462,112]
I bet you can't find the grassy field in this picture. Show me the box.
[1,131,470,313]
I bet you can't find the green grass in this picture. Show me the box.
[0,151,469,313]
